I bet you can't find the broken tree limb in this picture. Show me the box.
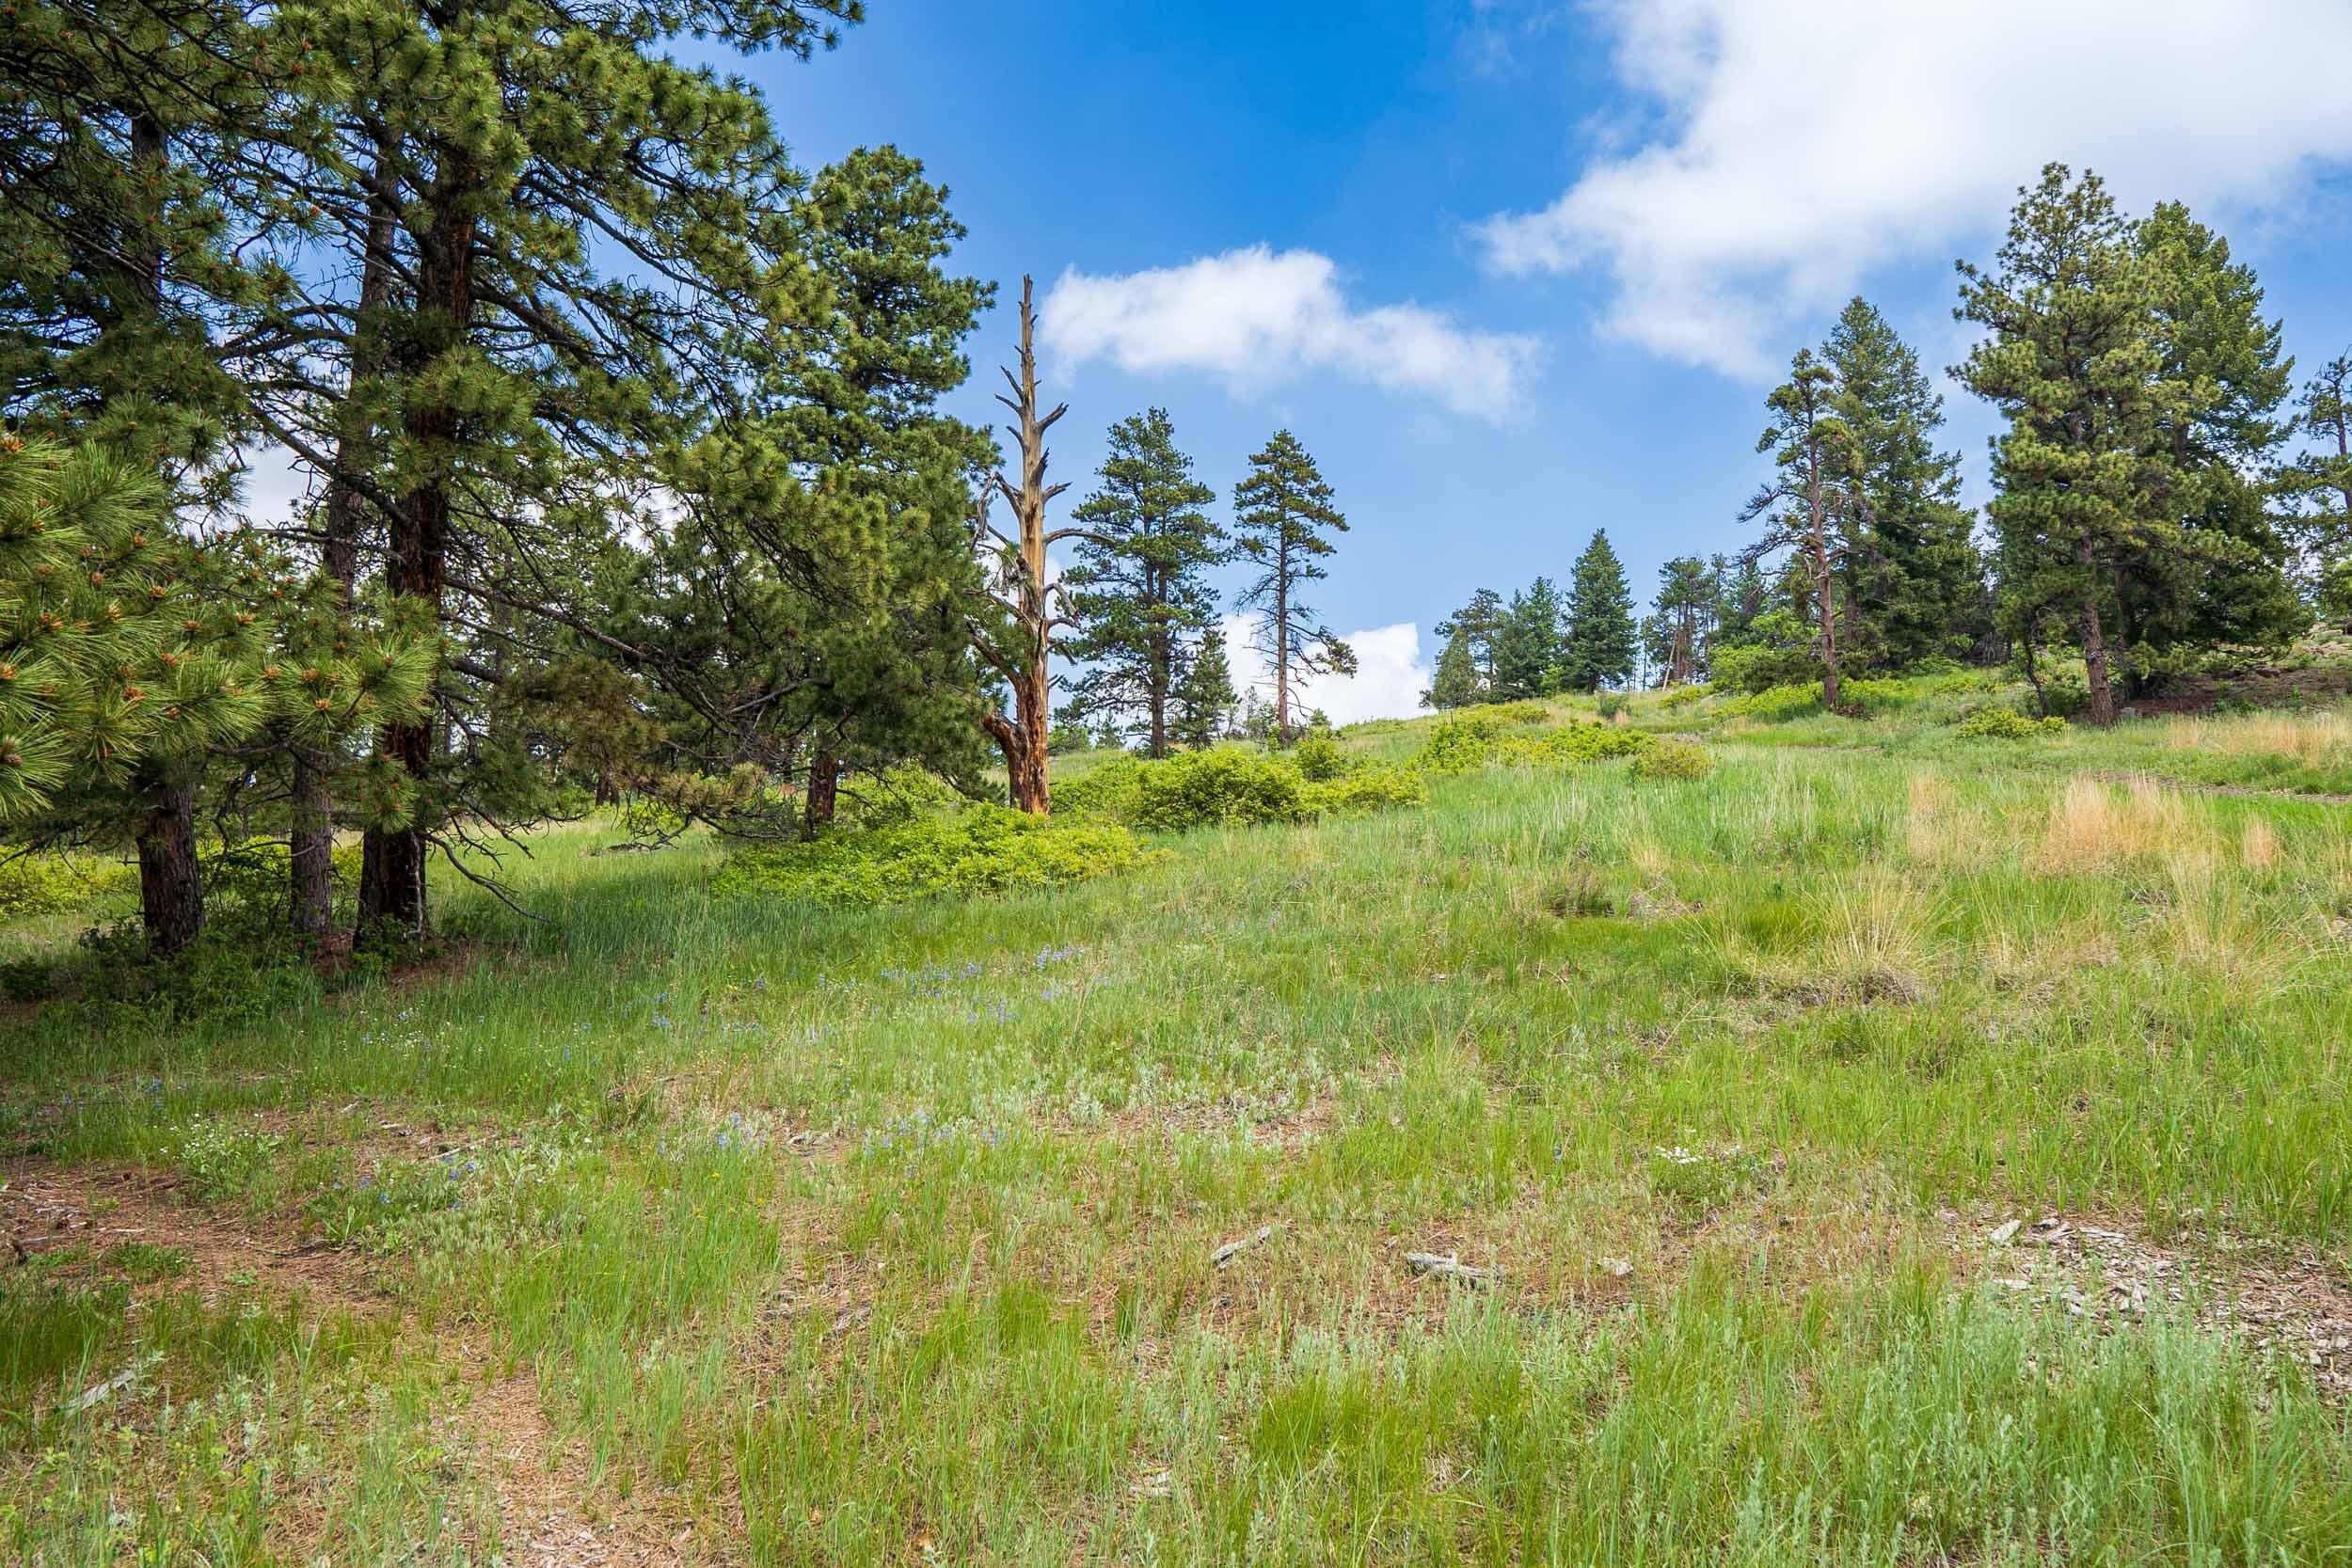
[1406,1251,1491,1286]
[1212,1224,1278,1270]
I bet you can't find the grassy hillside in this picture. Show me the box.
[6,683,2352,1563]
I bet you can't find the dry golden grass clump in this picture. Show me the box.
[2163,710,2352,768]
[1903,771,1994,866]
[2033,775,2205,873]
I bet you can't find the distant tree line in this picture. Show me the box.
[1420,530,1643,707]
[1607,165,2350,723]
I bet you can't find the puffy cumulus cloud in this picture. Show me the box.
[1041,246,1542,421]
[1477,0,2352,377]
[1219,613,1430,727]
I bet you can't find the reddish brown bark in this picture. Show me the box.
[360,146,475,936]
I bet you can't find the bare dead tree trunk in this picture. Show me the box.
[981,276,1069,815]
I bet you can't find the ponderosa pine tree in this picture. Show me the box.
[1561,531,1637,691]
[2280,354,2352,617]
[662,143,994,842]
[2116,201,2308,674]
[1957,165,2190,727]
[1232,431,1355,739]
[1492,578,1563,699]
[1651,556,1716,687]
[1744,348,1865,710]
[238,0,863,932]
[1059,409,1224,757]
[1171,626,1237,749]
[1421,626,1480,710]
[1823,298,1984,669]
[1433,587,1504,695]
[0,0,396,951]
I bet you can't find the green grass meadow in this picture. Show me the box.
[6,681,2352,1564]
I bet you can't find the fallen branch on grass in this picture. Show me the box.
[1212,1224,1278,1269]
[1406,1251,1491,1285]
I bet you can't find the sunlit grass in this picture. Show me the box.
[6,675,2352,1562]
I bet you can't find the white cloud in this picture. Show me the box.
[1220,613,1430,727]
[1477,0,2352,377]
[1041,245,1542,421]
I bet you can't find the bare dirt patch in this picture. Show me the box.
[457,1354,704,1568]
[1,1158,375,1309]
[1967,1210,2352,1399]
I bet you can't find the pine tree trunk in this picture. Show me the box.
[802,747,839,840]
[135,768,202,958]
[289,752,334,941]
[1148,625,1169,759]
[1273,577,1291,739]
[1009,658,1051,813]
[982,277,1061,816]
[2080,593,2116,727]
[294,146,397,941]
[360,146,474,938]
[1818,553,1841,710]
[119,111,204,958]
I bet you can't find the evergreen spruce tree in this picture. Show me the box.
[1171,626,1237,748]
[1232,431,1354,738]
[1059,409,1224,757]
[1823,298,1985,669]
[1421,626,1481,710]
[1957,165,2192,726]
[1561,531,1637,691]
[1491,578,1563,700]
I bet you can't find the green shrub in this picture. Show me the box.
[1057,747,1422,832]
[1956,705,2066,740]
[1711,640,1819,696]
[1419,717,1659,774]
[1492,723,1658,768]
[1290,733,1350,782]
[1415,713,1516,773]
[1713,682,1830,721]
[1660,684,1708,709]
[174,1117,286,1202]
[837,767,964,830]
[1300,765,1428,816]
[1476,701,1550,725]
[713,806,1147,907]
[0,852,136,918]
[1051,755,1145,820]
[1630,738,1713,781]
[1131,750,1308,831]
[1595,690,1627,720]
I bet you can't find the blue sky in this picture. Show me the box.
[756,0,2352,718]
